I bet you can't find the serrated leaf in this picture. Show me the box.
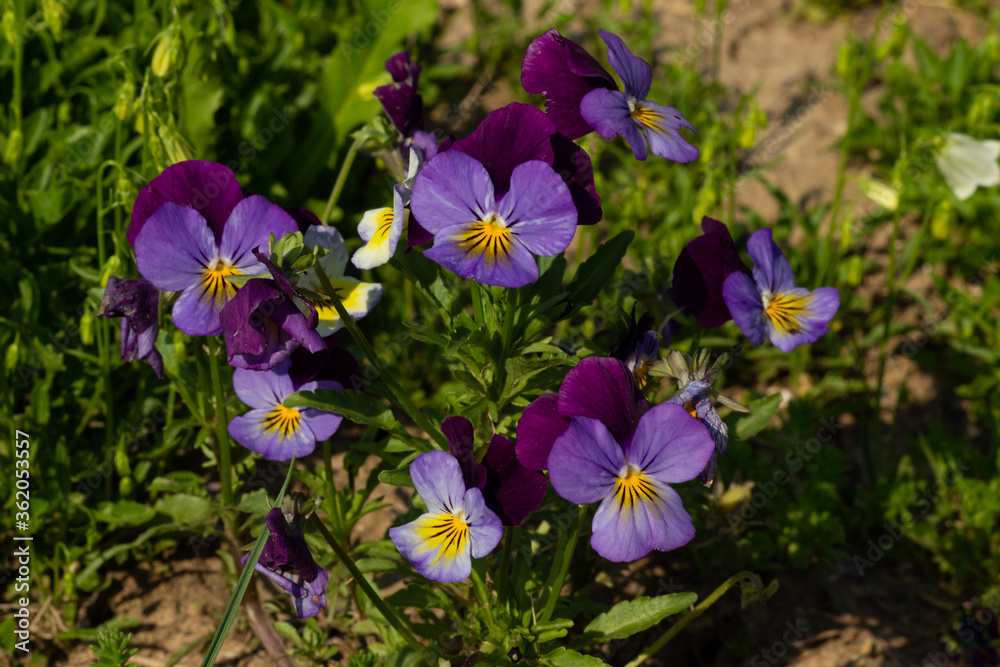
[286,388,398,430]
[583,592,696,640]
[733,393,782,440]
[544,647,607,666]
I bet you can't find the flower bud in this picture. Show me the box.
[79,308,94,346]
[2,9,18,46]
[858,178,899,212]
[5,341,19,374]
[151,28,183,78]
[4,128,22,165]
[931,198,954,241]
[116,173,137,213]
[41,0,68,42]
[157,125,194,164]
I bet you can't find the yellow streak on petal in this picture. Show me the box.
[201,261,242,307]
[764,292,813,335]
[458,214,512,265]
[614,467,660,512]
[370,209,395,245]
[630,107,665,133]
[414,512,470,566]
[262,404,301,438]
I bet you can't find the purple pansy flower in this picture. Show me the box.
[97,276,164,378]
[547,403,715,562]
[133,191,298,336]
[243,506,329,619]
[521,29,618,140]
[580,31,698,162]
[442,416,547,526]
[672,217,751,328]
[374,52,424,139]
[612,306,662,390]
[227,358,343,460]
[389,450,503,583]
[721,229,840,352]
[515,356,649,471]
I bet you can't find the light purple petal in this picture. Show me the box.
[515,393,569,470]
[293,570,329,619]
[462,487,503,558]
[497,160,578,256]
[664,379,712,409]
[220,195,299,268]
[722,271,766,346]
[598,30,651,100]
[765,286,840,352]
[134,202,218,292]
[746,228,796,294]
[624,403,715,485]
[410,151,495,234]
[228,407,316,460]
[295,380,344,442]
[424,222,539,288]
[633,101,699,163]
[232,358,295,408]
[558,357,649,445]
[590,482,695,562]
[580,88,649,161]
[129,160,243,246]
[547,416,625,505]
[171,281,226,336]
[389,514,472,583]
[410,450,467,516]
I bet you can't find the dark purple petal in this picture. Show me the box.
[482,435,546,526]
[625,404,715,485]
[746,228,796,295]
[442,416,487,490]
[558,357,649,444]
[548,416,624,505]
[262,507,321,583]
[515,393,569,470]
[129,161,243,246]
[451,103,556,197]
[405,216,434,251]
[253,248,318,329]
[695,394,727,485]
[598,30,651,100]
[221,280,281,357]
[521,29,616,140]
[284,206,322,234]
[722,271,767,346]
[410,151,495,234]
[580,88,649,160]
[374,52,423,137]
[549,131,603,225]
[134,202,218,292]
[98,276,159,334]
[672,217,750,328]
[409,130,440,161]
[497,160,578,256]
[289,334,361,390]
[120,319,164,379]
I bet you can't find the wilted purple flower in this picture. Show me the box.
[228,358,343,460]
[612,306,662,389]
[97,276,164,378]
[672,217,750,328]
[389,450,503,583]
[548,403,714,562]
[722,229,840,352]
[442,417,546,526]
[515,357,649,470]
[243,506,329,619]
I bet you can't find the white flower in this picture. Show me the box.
[935,133,1000,201]
[351,184,408,270]
[300,226,383,336]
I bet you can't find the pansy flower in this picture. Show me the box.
[228,358,343,460]
[297,226,383,335]
[389,450,503,583]
[243,506,329,619]
[351,184,408,270]
[611,306,662,390]
[373,52,440,171]
[515,356,649,471]
[721,229,840,352]
[97,276,164,378]
[548,403,715,562]
[672,217,750,328]
[442,416,546,526]
[935,132,1000,201]
[133,193,298,336]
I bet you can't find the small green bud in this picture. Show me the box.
[116,173,137,213]
[2,9,18,45]
[858,178,899,212]
[4,128,22,165]
[115,446,131,477]
[80,309,94,346]
[157,125,194,164]
[931,198,954,241]
[113,83,134,121]
[41,0,68,42]
[151,28,184,78]
[5,341,19,374]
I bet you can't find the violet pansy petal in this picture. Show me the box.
[129,160,243,245]
[220,195,299,268]
[263,508,321,582]
[451,103,556,195]
[134,202,218,292]
[498,160,577,256]
[672,217,748,328]
[374,52,423,136]
[98,277,159,334]
[300,408,343,443]
[171,281,227,336]
[292,571,329,619]
[634,101,700,163]
[463,487,504,558]
[590,481,695,562]
[547,416,625,505]
[722,271,767,346]
[424,223,539,288]
[765,287,840,353]
[228,407,316,460]
[549,132,603,226]
[220,279,279,357]
[410,450,467,516]
[410,151,495,235]
[557,357,649,445]
[389,514,472,583]
[443,416,487,490]
[482,435,547,526]
[515,393,569,470]
[598,30,651,100]
[746,228,796,294]
[665,379,712,409]
[624,404,715,485]
[232,359,295,409]
[580,88,649,161]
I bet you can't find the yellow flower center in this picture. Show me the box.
[614,466,659,509]
[630,106,664,132]
[763,292,812,335]
[683,400,699,419]
[460,213,512,263]
[202,260,241,306]
[262,404,301,438]
[416,512,470,564]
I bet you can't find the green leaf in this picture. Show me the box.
[378,464,414,488]
[93,501,157,527]
[544,647,607,666]
[583,592,697,640]
[564,231,634,314]
[237,488,271,515]
[154,494,215,527]
[733,393,783,440]
[286,388,398,430]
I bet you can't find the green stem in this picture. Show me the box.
[471,281,485,325]
[470,565,497,634]
[495,288,519,401]
[624,571,751,667]
[206,337,234,505]
[538,504,587,625]
[313,263,445,450]
[871,199,902,482]
[495,527,514,606]
[323,438,346,541]
[96,168,116,462]
[321,136,365,224]
[311,517,428,657]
